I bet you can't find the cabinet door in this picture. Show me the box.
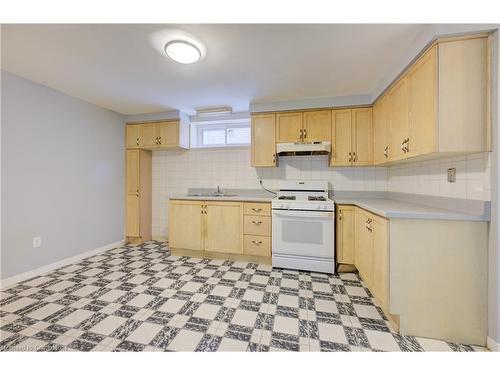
[276,112,303,143]
[354,208,373,286]
[205,202,243,254]
[168,200,204,251]
[388,77,410,161]
[126,150,140,236]
[408,45,437,157]
[140,123,159,148]
[303,110,332,142]
[126,125,141,149]
[157,121,179,148]
[371,214,389,310]
[352,108,373,165]
[373,96,390,164]
[330,109,352,166]
[126,195,140,237]
[251,114,276,167]
[336,205,354,264]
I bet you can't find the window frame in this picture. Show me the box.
[190,119,251,149]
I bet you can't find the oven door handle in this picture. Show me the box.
[273,210,333,219]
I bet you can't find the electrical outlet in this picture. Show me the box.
[447,168,456,183]
[33,237,42,248]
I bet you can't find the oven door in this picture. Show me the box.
[272,209,334,259]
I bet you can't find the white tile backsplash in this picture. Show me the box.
[387,152,491,201]
[152,148,491,237]
[152,147,387,236]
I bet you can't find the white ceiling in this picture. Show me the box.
[1,24,430,115]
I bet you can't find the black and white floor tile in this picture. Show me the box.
[0,241,488,352]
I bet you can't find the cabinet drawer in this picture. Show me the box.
[244,215,271,236]
[243,235,271,256]
[243,202,271,216]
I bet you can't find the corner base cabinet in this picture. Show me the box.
[337,205,488,346]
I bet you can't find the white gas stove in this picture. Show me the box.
[271,180,335,274]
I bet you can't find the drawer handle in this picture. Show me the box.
[252,240,262,245]
[252,220,262,225]
[252,208,262,212]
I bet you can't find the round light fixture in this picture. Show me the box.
[164,40,201,64]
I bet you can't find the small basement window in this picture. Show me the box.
[190,118,250,148]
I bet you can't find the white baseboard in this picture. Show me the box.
[0,239,126,290]
[487,336,500,351]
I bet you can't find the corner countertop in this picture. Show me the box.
[333,192,491,222]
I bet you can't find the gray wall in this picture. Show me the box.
[1,71,125,279]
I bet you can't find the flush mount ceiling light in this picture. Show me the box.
[164,40,201,64]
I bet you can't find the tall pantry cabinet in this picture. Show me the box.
[126,149,152,243]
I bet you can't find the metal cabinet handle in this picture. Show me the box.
[384,146,388,158]
[348,152,352,162]
[303,128,307,139]
[406,138,410,153]
[338,210,342,221]
[272,153,276,164]
[136,188,139,197]
[136,137,139,146]
[158,136,162,145]
[252,208,262,212]
[353,152,357,162]
[252,240,262,245]
[252,220,262,225]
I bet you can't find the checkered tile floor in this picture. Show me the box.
[0,241,487,352]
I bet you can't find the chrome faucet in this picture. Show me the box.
[217,185,222,194]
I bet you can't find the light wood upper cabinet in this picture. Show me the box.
[126,124,141,149]
[157,121,180,148]
[130,119,189,150]
[330,109,352,166]
[251,113,276,167]
[276,112,303,143]
[388,77,410,161]
[374,35,490,165]
[140,123,159,149]
[303,110,332,142]
[205,202,243,254]
[168,200,204,251]
[336,205,354,265]
[352,108,373,165]
[373,95,390,164]
[125,149,151,242]
[408,45,437,157]
[330,108,372,166]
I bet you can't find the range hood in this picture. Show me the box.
[276,141,331,156]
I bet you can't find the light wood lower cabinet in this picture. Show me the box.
[169,200,272,260]
[168,200,204,251]
[205,202,243,254]
[125,149,152,243]
[353,207,389,309]
[336,205,354,265]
